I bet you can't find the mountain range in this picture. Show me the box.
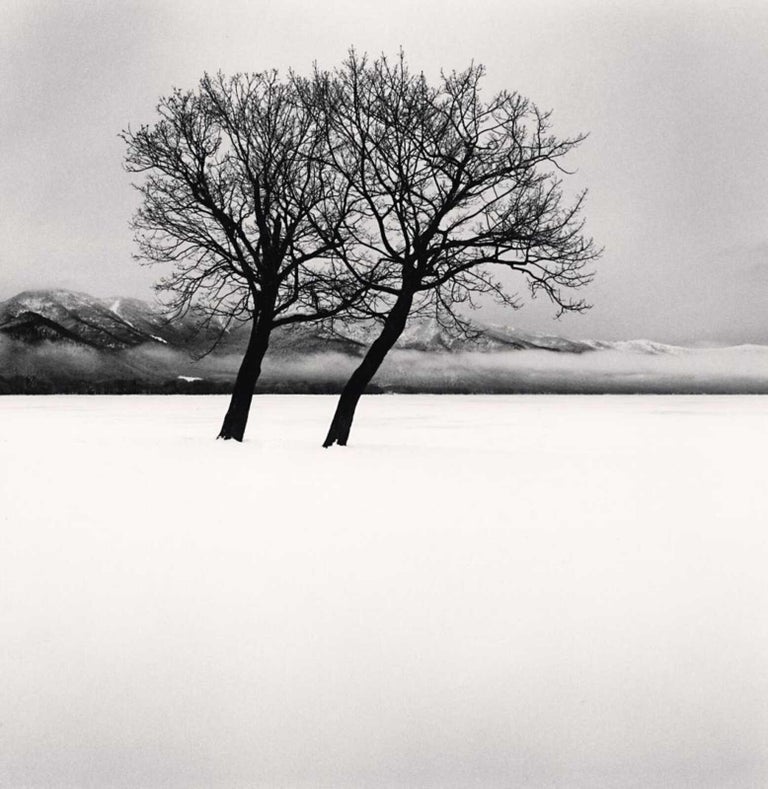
[0,288,682,354]
[1,289,766,394]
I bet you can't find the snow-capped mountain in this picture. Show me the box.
[4,288,764,395]
[0,290,211,350]
[0,288,670,356]
[0,290,369,356]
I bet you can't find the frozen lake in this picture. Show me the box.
[1,394,767,787]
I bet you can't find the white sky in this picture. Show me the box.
[1,0,767,343]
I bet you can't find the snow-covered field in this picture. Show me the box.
[2,394,767,788]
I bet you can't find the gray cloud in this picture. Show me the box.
[2,0,767,342]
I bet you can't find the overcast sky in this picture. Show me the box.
[1,0,767,343]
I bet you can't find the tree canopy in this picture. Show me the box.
[123,71,364,440]
[308,51,600,446]
[123,52,600,446]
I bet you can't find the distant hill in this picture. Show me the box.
[0,290,222,351]
[0,289,684,355]
[1,289,766,394]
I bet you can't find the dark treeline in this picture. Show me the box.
[6,375,766,396]
[0,377,230,395]
[0,376,383,395]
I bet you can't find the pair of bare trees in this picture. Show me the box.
[123,51,599,447]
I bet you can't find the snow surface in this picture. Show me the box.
[1,394,767,788]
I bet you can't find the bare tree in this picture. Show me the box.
[306,51,601,447]
[123,71,361,441]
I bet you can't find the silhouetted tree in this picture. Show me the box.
[123,72,362,441]
[308,51,601,447]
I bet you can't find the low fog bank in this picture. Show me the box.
[2,336,768,393]
[0,337,355,394]
[377,345,768,393]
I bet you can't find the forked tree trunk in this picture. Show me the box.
[323,288,415,448]
[217,307,274,441]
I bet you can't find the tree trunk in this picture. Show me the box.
[323,288,415,448]
[217,307,273,442]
